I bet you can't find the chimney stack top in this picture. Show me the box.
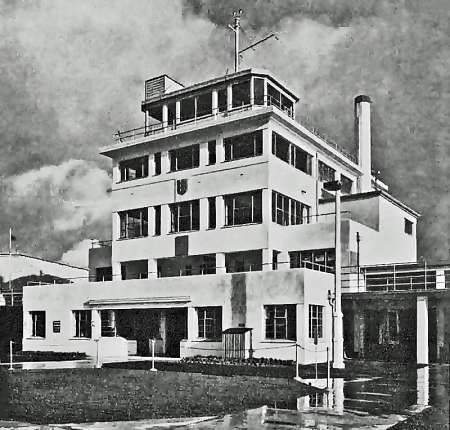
[355,94,372,104]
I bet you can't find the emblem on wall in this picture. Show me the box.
[177,179,188,195]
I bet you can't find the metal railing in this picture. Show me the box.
[341,263,450,292]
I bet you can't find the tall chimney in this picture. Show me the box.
[354,95,372,192]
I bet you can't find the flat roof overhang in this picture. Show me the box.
[84,296,191,309]
[141,68,300,110]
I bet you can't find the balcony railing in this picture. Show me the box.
[112,99,357,164]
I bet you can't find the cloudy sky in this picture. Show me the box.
[0,0,448,267]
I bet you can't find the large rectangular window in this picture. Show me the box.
[208,197,216,229]
[267,84,294,117]
[196,92,212,118]
[170,200,200,232]
[30,311,46,338]
[265,305,296,340]
[169,144,199,171]
[74,310,92,338]
[119,156,148,182]
[318,161,336,183]
[272,132,312,175]
[217,87,227,112]
[254,78,265,105]
[208,140,216,165]
[232,80,251,108]
[154,206,161,236]
[341,175,353,194]
[154,152,161,176]
[309,305,323,339]
[224,130,263,161]
[119,208,148,239]
[224,190,262,226]
[197,307,222,339]
[289,249,335,272]
[272,191,310,226]
[180,96,195,122]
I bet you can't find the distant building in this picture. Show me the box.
[23,69,421,363]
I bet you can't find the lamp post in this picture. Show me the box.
[324,180,345,369]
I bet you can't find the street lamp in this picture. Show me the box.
[324,180,345,369]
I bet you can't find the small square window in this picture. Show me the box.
[404,219,413,235]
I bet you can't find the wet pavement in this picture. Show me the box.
[2,363,448,429]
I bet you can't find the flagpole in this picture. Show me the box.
[9,227,13,307]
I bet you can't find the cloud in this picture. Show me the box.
[0,0,448,262]
[60,239,93,269]
[0,160,112,261]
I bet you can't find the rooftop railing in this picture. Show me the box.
[113,98,357,164]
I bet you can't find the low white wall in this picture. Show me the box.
[180,340,223,358]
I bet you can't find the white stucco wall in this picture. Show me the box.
[23,268,332,364]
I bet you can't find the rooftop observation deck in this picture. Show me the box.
[105,69,358,165]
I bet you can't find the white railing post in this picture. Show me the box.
[150,338,157,372]
[9,340,13,371]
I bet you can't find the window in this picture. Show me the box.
[121,260,148,280]
[30,311,45,337]
[232,80,251,108]
[289,249,335,272]
[272,132,312,175]
[217,87,227,112]
[196,92,212,117]
[309,305,323,339]
[154,152,161,176]
[154,206,161,236]
[318,161,336,183]
[73,310,92,338]
[387,311,399,343]
[119,208,148,239]
[208,197,216,229]
[95,267,112,282]
[169,144,199,171]
[272,191,310,226]
[265,305,296,340]
[404,218,413,235]
[199,255,216,275]
[119,156,148,182]
[341,175,353,194]
[225,250,262,273]
[267,84,294,117]
[170,200,200,232]
[224,190,262,226]
[272,132,290,163]
[254,78,265,105]
[197,307,222,339]
[180,96,195,122]
[224,130,263,161]
[208,140,216,165]
[272,250,280,270]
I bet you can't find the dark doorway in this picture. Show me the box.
[165,309,187,357]
[116,309,160,356]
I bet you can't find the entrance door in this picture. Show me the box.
[165,309,187,357]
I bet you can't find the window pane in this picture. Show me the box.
[232,80,250,107]
[180,97,195,122]
[197,92,212,117]
[254,78,264,105]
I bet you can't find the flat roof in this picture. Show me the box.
[142,68,300,107]
[319,190,420,218]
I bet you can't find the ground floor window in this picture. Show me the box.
[30,311,46,337]
[73,310,92,338]
[197,307,222,339]
[265,304,296,340]
[309,305,323,340]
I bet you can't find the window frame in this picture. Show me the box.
[224,130,263,162]
[119,156,149,182]
[119,208,149,239]
[264,304,296,341]
[170,200,200,233]
[73,310,92,338]
[30,311,46,338]
[169,144,200,172]
[308,304,324,340]
[197,306,222,339]
[224,190,262,226]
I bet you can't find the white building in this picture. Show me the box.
[22,69,418,363]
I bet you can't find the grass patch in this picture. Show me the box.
[1,368,314,424]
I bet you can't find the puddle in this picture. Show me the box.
[189,364,449,429]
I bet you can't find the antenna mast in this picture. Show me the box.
[229,9,243,73]
[228,10,279,73]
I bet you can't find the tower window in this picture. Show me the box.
[119,156,148,182]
